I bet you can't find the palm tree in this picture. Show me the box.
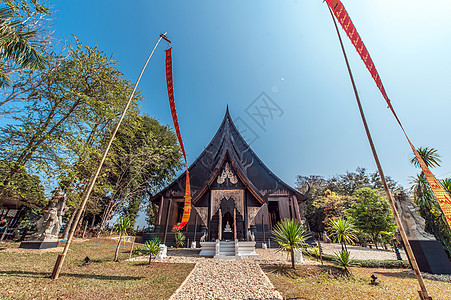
[409,147,441,217]
[145,237,161,264]
[0,7,47,87]
[409,147,441,169]
[409,175,435,212]
[272,219,310,269]
[329,218,357,252]
[441,178,451,196]
[113,215,131,262]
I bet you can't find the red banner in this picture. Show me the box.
[165,48,191,230]
[326,0,391,108]
[326,0,451,229]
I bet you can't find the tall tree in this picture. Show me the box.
[97,115,182,232]
[0,159,45,207]
[346,187,396,248]
[297,168,400,235]
[0,39,138,192]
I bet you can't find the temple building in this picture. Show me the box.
[150,108,307,246]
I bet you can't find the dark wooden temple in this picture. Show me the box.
[150,108,307,246]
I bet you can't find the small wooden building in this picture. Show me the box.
[0,195,37,241]
[150,108,306,246]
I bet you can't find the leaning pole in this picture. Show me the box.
[326,7,431,299]
[51,33,170,280]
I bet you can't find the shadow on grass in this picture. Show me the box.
[261,263,346,280]
[261,264,301,279]
[166,249,201,257]
[1,270,143,281]
[373,270,415,280]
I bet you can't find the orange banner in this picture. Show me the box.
[406,137,451,228]
[326,0,451,229]
[165,48,191,230]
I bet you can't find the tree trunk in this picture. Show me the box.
[148,252,151,265]
[62,208,78,240]
[114,234,122,262]
[291,248,295,270]
[373,234,378,249]
[76,210,85,236]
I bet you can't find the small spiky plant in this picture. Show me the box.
[145,237,161,264]
[333,249,358,276]
[272,219,310,269]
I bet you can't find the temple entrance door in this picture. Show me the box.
[222,211,233,240]
[268,201,281,231]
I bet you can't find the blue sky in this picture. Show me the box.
[51,0,451,193]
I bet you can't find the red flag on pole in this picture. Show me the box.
[325,0,451,229]
[165,48,191,230]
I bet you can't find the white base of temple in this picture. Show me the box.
[200,240,258,260]
[156,244,167,260]
[294,248,304,263]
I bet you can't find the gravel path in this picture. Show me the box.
[129,248,318,300]
[320,243,408,260]
[169,259,283,300]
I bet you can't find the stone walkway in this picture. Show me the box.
[169,259,283,300]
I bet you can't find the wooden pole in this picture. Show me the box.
[218,209,222,241]
[233,208,237,240]
[262,216,265,243]
[129,236,135,260]
[193,213,198,247]
[51,33,168,280]
[82,221,88,239]
[163,198,172,244]
[327,7,431,299]
[317,239,323,265]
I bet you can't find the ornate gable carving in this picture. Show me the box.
[211,189,244,217]
[217,162,238,185]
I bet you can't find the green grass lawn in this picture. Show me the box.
[0,238,194,300]
[262,263,451,300]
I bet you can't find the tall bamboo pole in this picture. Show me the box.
[51,33,168,280]
[328,6,432,299]
[327,7,431,299]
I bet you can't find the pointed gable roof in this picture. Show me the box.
[152,107,306,203]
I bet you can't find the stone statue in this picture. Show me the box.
[394,191,435,241]
[224,221,232,233]
[29,192,68,241]
[200,232,207,242]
